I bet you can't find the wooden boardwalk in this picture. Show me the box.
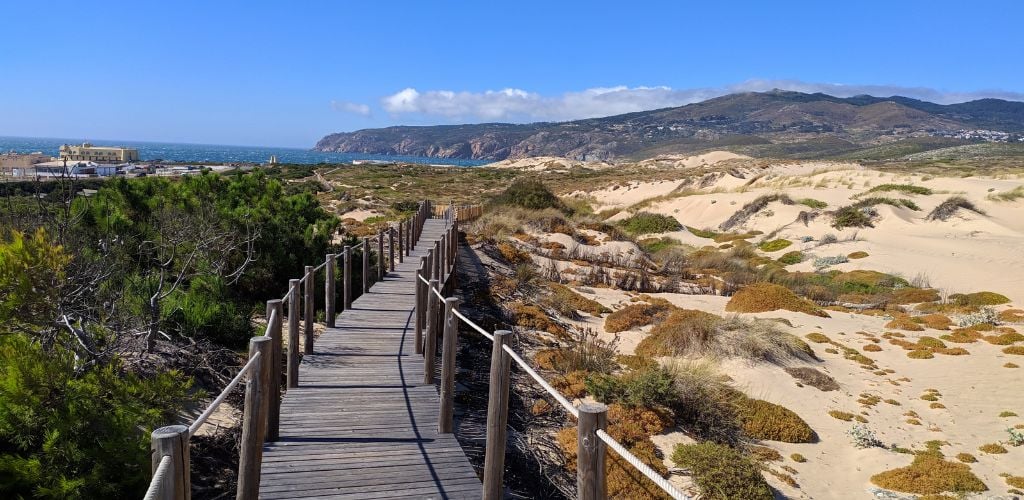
[259,219,481,499]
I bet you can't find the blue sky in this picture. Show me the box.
[1,0,1022,147]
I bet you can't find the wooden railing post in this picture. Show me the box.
[439,233,447,285]
[325,254,336,328]
[287,279,300,388]
[388,227,395,271]
[415,260,426,355]
[577,402,609,500]
[377,230,385,280]
[266,299,283,441]
[151,424,190,500]
[303,265,314,355]
[397,222,404,263]
[439,297,461,433]
[423,278,440,384]
[482,330,512,500]
[362,237,370,293]
[237,336,271,500]
[342,246,352,310]
[433,241,441,285]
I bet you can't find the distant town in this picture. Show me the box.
[0,142,263,180]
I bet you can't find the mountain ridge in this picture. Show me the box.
[314,91,1024,161]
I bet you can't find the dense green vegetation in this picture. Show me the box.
[0,172,346,497]
[619,212,682,236]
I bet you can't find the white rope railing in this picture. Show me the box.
[596,429,691,500]
[313,261,328,272]
[188,351,262,436]
[501,344,579,418]
[144,455,172,500]
[452,309,494,341]
[261,309,278,337]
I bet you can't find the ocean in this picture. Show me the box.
[0,136,488,167]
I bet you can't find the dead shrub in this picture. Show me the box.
[784,367,839,391]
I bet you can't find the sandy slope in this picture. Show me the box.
[559,156,1024,498]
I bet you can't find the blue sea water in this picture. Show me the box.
[0,136,488,167]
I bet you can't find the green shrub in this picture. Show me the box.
[791,453,807,463]
[870,447,987,494]
[668,362,745,444]
[867,184,933,196]
[832,205,874,229]
[585,367,677,408]
[927,196,985,221]
[0,335,192,498]
[487,179,567,211]
[671,442,773,500]
[739,398,816,443]
[798,198,828,209]
[949,291,1010,306]
[778,251,805,265]
[758,239,792,252]
[620,212,682,235]
[686,226,718,239]
[848,251,869,259]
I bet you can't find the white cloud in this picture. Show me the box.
[377,81,1024,123]
[330,100,372,116]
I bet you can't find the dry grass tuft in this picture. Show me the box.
[636,312,816,364]
[848,251,870,259]
[1003,346,1024,355]
[949,291,1011,306]
[889,288,941,304]
[790,453,807,463]
[829,410,855,421]
[955,453,976,463]
[978,443,1007,454]
[864,344,882,352]
[919,314,953,330]
[999,309,1024,323]
[726,283,829,317]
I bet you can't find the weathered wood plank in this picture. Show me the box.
[259,219,480,498]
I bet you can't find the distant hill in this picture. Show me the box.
[314,90,1024,161]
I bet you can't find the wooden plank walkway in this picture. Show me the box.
[260,219,481,499]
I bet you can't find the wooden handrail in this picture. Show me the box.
[140,200,459,499]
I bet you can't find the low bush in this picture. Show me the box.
[864,344,882,352]
[908,350,935,359]
[889,288,941,304]
[758,239,792,252]
[805,332,831,343]
[999,309,1024,323]
[798,198,828,209]
[867,184,933,196]
[949,291,1011,306]
[870,446,987,494]
[956,453,977,463]
[978,443,1007,454]
[671,442,773,500]
[636,311,814,364]
[620,212,683,235]
[832,205,875,229]
[686,226,718,239]
[926,196,985,221]
[988,185,1024,202]
[585,367,677,409]
[791,453,807,463]
[604,301,674,333]
[487,179,567,212]
[778,251,805,265]
[496,241,532,265]
[886,314,926,331]
[740,398,816,443]
[848,251,869,259]
[725,282,829,317]
[919,314,953,330]
[1004,346,1024,355]
[668,362,744,444]
[508,302,566,337]
[1006,476,1024,489]
[546,283,609,316]
[829,410,856,421]
[784,367,839,391]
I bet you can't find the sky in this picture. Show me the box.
[2,1,1022,148]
